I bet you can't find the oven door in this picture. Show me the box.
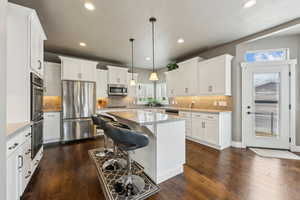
[31,118,43,159]
[31,84,44,121]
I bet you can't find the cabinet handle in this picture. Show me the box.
[202,121,206,128]
[208,85,213,92]
[185,88,188,93]
[25,132,31,137]
[25,171,32,179]
[38,60,42,70]
[35,160,39,166]
[8,143,19,150]
[18,155,24,169]
[117,78,120,83]
[25,149,31,155]
[78,73,82,79]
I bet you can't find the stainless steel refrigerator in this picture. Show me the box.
[62,80,96,142]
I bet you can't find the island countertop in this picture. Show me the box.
[107,110,184,126]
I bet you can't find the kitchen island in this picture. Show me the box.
[107,110,186,184]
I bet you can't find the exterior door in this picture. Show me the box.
[242,63,290,149]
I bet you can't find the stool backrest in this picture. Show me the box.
[106,122,149,151]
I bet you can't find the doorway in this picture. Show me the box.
[241,61,296,149]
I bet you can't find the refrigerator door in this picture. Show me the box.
[80,82,95,118]
[62,81,81,119]
[62,118,95,141]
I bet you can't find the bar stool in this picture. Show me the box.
[105,122,149,197]
[91,114,114,157]
[96,115,132,171]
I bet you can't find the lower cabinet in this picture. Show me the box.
[180,111,232,150]
[43,112,61,144]
[6,126,43,200]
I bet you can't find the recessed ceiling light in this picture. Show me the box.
[79,42,87,47]
[177,38,184,44]
[243,0,256,8]
[145,57,151,61]
[84,2,95,11]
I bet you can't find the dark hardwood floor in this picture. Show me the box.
[22,138,300,200]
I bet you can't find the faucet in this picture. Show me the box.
[190,101,195,109]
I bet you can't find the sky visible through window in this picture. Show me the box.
[245,49,287,62]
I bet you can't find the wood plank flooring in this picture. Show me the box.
[22,138,300,200]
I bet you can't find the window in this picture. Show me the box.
[245,48,289,62]
[156,83,169,105]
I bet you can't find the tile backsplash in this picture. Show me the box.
[43,96,62,111]
[169,96,232,111]
[97,96,136,108]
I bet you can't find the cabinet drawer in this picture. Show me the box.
[179,111,191,118]
[192,112,219,120]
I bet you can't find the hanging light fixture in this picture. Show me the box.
[149,17,159,81]
[129,38,136,86]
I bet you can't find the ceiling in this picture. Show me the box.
[9,0,300,69]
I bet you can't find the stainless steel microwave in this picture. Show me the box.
[108,84,128,96]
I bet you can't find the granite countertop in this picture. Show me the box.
[7,122,32,139]
[108,110,184,126]
[163,107,232,113]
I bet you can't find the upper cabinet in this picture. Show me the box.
[96,69,108,98]
[166,54,232,97]
[107,66,128,85]
[166,57,202,97]
[198,54,232,96]
[7,3,46,123]
[30,14,46,77]
[60,56,98,82]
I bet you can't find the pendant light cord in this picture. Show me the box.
[151,20,155,73]
[131,39,134,80]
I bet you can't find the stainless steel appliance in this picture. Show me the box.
[108,84,128,96]
[30,73,44,159]
[62,81,96,142]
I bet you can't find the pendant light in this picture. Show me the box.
[149,17,159,81]
[129,38,136,86]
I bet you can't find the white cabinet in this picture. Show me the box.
[7,147,22,200]
[30,14,46,77]
[179,111,192,137]
[44,62,61,96]
[6,127,32,200]
[166,69,179,97]
[107,66,128,85]
[127,73,138,97]
[177,57,201,96]
[181,111,231,150]
[7,3,46,123]
[96,70,108,98]
[60,56,98,82]
[43,112,61,144]
[198,54,232,96]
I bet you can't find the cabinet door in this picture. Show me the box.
[178,61,198,96]
[166,70,179,97]
[37,34,44,76]
[81,61,97,82]
[204,119,219,145]
[30,16,39,74]
[44,112,61,143]
[192,117,205,140]
[61,59,82,80]
[7,148,22,200]
[96,70,108,98]
[198,61,212,95]
[20,139,32,194]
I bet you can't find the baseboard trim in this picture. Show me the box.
[291,145,300,152]
[231,141,243,148]
[157,166,183,184]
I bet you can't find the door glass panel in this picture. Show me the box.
[253,73,280,137]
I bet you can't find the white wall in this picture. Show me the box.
[0,0,7,199]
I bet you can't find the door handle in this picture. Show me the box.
[18,155,24,169]
[38,60,42,69]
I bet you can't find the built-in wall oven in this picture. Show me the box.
[30,73,44,159]
[108,84,128,96]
